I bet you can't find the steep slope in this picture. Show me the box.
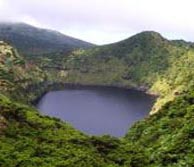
[63,31,184,85]
[124,87,194,166]
[0,41,46,102]
[0,23,94,57]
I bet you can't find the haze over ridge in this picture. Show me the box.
[0,0,193,44]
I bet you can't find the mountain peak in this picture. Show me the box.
[131,31,165,42]
[0,22,94,56]
[138,31,162,36]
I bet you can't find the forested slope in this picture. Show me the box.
[1,32,194,166]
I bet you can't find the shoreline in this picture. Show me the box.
[32,81,159,105]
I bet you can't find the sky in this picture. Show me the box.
[0,0,193,45]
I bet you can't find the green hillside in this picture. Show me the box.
[0,23,94,57]
[1,31,194,167]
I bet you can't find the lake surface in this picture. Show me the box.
[37,86,155,137]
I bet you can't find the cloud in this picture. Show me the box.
[0,0,193,44]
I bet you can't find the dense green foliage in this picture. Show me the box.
[1,31,194,166]
[124,89,194,166]
[0,41,47,102]
[0,94,121,167]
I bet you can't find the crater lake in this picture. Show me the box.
[37,86,155,137]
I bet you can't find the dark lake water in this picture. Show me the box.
[37,86,155,137]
